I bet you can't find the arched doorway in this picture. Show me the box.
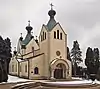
[54,63,66,79]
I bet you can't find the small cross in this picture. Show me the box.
[28,20,30,26]
[20,33,22,37]
[50,3,54,10]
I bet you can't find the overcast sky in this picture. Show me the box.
[0,0,100,59]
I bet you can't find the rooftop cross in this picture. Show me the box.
[50,3,54,10]
[28,20,30,26]
[20,33,22,37]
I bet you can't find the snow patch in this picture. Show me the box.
[7,75,32,83]
[43,80,92,85]
[11,82,35,88]
[72,77,83,80]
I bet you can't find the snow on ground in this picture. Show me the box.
[1,75,100,85]
[7,75,100,84]
[43,80,93,85]
[95,80,100,84]
[7,75,32,83]
[11,82,35,88]
[72,77,83,80]
[44,79,100,85]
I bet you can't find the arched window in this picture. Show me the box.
[54,31,56,39]
[20,65,21,72]
[43,32,44,40]
[41,35,42,41]
[60,33,62,40]
[34,67,39,74]
[25,65,27,72]
[45,32,46,39]
[16,64,17,72]
[32,47,34,56]
[57,30,59,39]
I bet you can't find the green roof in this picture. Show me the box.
[47,18,57,31]
[22,33,32,45]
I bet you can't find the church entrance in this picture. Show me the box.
[54,63,66,79]
[54,69,63,79]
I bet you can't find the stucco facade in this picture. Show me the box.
[9,7,72,80]
[9,57,19,76]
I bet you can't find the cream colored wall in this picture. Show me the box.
[29,54,45,79]
[19,62,22,77]
[9,56,19,76]
[19,61,28,78]
[49,24,72,77]
[22,38,40,59]
[23,49,41,59]
[23,52,33,59]
[25,38,39,54]
[66,60,72,77]
[34,49,40,56]
[18,38,40,59]
[49,24,67,62]
[39,25,50,77]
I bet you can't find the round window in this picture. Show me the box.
[56,51,61,56]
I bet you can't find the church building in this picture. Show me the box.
[9,5,72,79]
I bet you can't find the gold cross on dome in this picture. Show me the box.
[50,3,54,10]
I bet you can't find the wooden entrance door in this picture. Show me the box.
[54,69,63,79]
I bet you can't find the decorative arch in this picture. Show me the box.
[50,59,69,79]
[50,59,69,70]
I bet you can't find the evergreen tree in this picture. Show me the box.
[67,47,71,61]
[85,47,99,80]
[71,40,82,76]
[93,48,99,74]
[5,38,12,73]
[0,36,12,82]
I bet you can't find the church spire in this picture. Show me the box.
[19,33,23,41]
[47,3,57,31]
[48,3,56,18]
[28,20,30,26]
[26,20,33,34]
